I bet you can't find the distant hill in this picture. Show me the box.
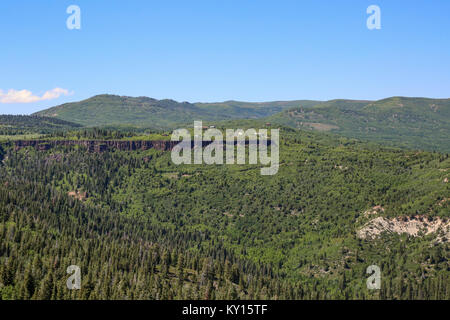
[267,97,450,152]
[33,94,450,152]
[0,114,82,135]
[195,99,321,116]
[34,94,320,129]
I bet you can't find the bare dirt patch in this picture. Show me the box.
[303,122,339,131]
[357,215,449,241]
[363,205,385,217]
[68,190,87,201]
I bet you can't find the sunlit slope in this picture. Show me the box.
[34,94,320,129]
[267,97,450,152]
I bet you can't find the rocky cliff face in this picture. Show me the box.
[13,139,271,153]
[13,140,181,152]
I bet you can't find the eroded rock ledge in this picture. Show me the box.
[14,140,192,152]
[357,215,449,242]
[13,139,268,153]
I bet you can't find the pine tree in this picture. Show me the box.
[38,272,54,300]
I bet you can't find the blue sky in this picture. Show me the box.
[0,0,449,114]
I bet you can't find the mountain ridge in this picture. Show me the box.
[32,94,450,151]
[267,96,450,152]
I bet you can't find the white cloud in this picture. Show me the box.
[0,88,72,103]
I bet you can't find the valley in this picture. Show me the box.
[0,121,448,300]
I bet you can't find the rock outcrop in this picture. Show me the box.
[14,140,182,153]
[357,215,450,241]
[13,139,270,153]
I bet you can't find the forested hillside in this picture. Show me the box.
[33,95,450,152]
[0,115,82,136]
[268,97,450,152]
[0,127,448,300]
[34,95,317,129]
